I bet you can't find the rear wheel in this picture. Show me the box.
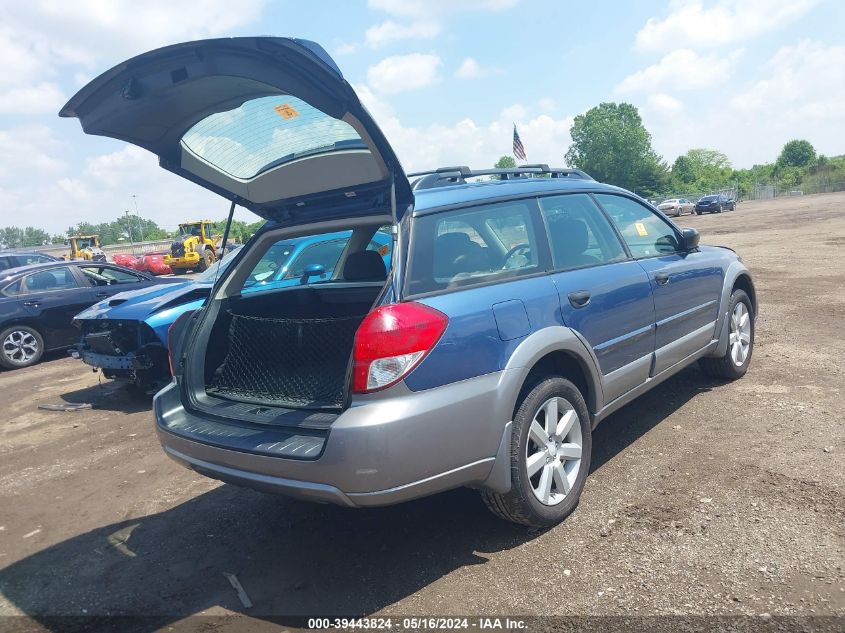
[700,289,754,380]
[0,325,44,369]
[481,376,592,527]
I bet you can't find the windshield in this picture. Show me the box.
[181,95,367,180]
[180,224,203,237]
[76,238,93,249]
[701,196,718,202]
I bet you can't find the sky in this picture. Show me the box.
[0,0,843,234]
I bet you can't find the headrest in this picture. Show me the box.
[549,217,589,254]
[343,250,387,281]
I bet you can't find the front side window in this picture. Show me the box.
[80,266,144,286]
[22,268,80,293]
[407,199,542,296]
[538,194,627,270]
[595,194,682,258]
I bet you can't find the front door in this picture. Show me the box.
[18,267,94,348]
[538,193,656,403]
[595,193,723,375]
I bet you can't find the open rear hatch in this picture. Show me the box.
[60,36,412,223]
[61,37,411,425]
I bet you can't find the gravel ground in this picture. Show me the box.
[0,193,843,631]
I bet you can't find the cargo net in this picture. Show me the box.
[208,312,365,409]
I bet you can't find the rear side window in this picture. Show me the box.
[595,194,681,258]
[22,268,80,292]
[538,194,627,270]
[407,200,542,296]
[17,254,53,266]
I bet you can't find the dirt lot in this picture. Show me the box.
[0,193,843,630]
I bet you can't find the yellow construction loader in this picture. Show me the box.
[163,220,219,273]
[65,235,107,261]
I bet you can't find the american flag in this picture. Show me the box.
[512,124,526,161]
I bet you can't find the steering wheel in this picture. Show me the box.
[502,243,531,269]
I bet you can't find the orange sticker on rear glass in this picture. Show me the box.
[274,103,300,119]
[635,222,649,237]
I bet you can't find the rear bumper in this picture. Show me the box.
[153,370,516,507]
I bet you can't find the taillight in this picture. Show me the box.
[352,302,448,393]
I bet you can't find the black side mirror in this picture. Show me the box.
[682,227,700,251]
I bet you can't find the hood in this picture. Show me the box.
[74,280,206,321]
[60,37,412,224]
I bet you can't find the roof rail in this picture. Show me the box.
[409,165,593,190]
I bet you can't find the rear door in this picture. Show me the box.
[538,193,655,403]
[595,194,723,375]
[18,267,95,348]
[60,37,412,224]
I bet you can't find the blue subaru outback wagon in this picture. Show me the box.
[62,37,756,527]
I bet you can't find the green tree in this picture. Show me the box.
[494,156,516,169]
[672,148,733,191]
[564,102,668,197]
[777,139,816,168]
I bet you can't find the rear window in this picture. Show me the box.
[181,95,367,180]
[407,200,543,296]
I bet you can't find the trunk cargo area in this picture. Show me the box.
[204,285,381,410]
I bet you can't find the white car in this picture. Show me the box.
[657,198,694,217]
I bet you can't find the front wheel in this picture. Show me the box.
[0,325,44,369]
[196,248,214,272]
[699,289,754,380]
[481,376,592,527]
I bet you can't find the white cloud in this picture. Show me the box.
[0,83,66,115]
[615,49,742,93]
[0,125,67,178]
[639,40,845,167]
[368,0,518,18]
[635,0,821,52]
[355,85,573,171]
[365,21,441,48]
[367,54,442,94]
[454,57,501,79]
[731,40,845,121]
[647,93,684,114]
[537,98,557,114]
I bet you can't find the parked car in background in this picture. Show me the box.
[63,36,756,528]
[695,194,735,214]
[657,198,694,217]
[73,247,241,391]
[0,261,179,369]
[0,252,59,272]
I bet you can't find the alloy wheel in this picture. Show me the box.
[3,330,39,364]
[729,302,751,366]
[525,397,583,506]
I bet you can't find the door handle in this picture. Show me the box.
[567,290,591,308]
[655,272,670,286]
[22,301,41,307]
[95,291,110,298]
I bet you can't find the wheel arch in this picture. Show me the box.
[503,326,604,421]
[732,272,757,317]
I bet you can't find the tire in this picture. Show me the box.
[481,376,592,528]
[0,325,44,369]
[173,268,187,275]
[699,289,754,380]
[695,210,702,215]
[196,248,214,272]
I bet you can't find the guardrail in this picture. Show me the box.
[7,238,174,259]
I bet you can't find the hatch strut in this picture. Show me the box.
[214,200,237,285]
